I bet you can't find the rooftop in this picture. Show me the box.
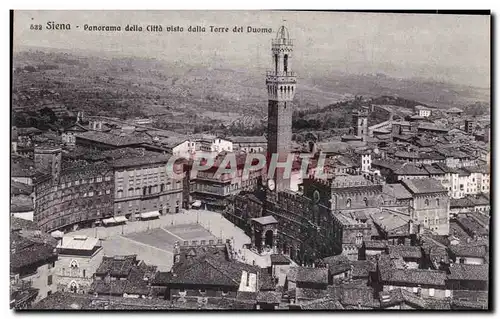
[296,267,329,285]
[57,236,99,251]
[251,215,278,225]
[76,131,147,147]
[448,263,489,281]
[401,178,447,194]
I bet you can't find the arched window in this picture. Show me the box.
[70,260,78,269]
[117,190,123,199]
[346,198,352,208]
[363,197,368,207]
[436,198,440,206]
[355,233,363,245]
[70,281,78,293]
[284,54,288,73]
[274,54,278,73]
[425,199,429,206]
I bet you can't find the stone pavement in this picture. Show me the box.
[67,209,252,271]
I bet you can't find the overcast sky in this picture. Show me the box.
[13,11,490,88]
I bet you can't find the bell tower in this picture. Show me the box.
[266,25,297,191]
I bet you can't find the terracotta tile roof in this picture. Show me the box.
[378,255,446,286]
[300,298,344,310]
[76,131,146,147]
[449,245,487,258]
[10,217,39,231]
[394,163,429,176]
[296,267,328,285]
[10,232,57,272]
[382,183,412,200]
[401,178,447,194]
[169,255,259,288]
[340,286,380,308]
[350,260,376,278]
[258,269,276,291]
[388,245,422,259]
[95,255,138,277]
[270,254,291,265]
[448,263,489,281]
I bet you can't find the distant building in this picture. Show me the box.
[446,107,464,117]
[414,105,432,117]
[229,135,267,153]
[465,119,475,134]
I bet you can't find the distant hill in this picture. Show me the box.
[12,49,490,134]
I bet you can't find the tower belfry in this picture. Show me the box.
[266,25,297,191]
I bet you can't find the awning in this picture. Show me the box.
[192,200,202,208]
[114,216,128,223]
[51,230,64,238]
[102,217,115,225]
[102,216,128,225]
[140,211,160,219]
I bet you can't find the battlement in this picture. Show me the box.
[307,177,332,188]
[176,239,229,247]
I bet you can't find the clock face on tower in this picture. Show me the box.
[267,179,276,191]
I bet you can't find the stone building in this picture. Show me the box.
[55,235,104,294]
[111,154,184,219]
[33,162,115,233]
[401,178,450,235]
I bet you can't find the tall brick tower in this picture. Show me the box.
[266,26,297,191]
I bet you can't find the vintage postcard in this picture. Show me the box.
[10,10,490,311]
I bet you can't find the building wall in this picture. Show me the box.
[456,256,484,265]
[212,139,233,153]
[34,165,115,233]
[55,248,104,294]
[411,192,449,235]
[237,142,267,153]
[169,286,238,300]
[173,140,196,159]
[114,162,184,218]
[383,284,448,299]
[331,185,384,211]
[22,262,58,303]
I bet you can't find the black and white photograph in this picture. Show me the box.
[9,10,491,311]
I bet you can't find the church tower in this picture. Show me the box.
[266,26,297,191]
